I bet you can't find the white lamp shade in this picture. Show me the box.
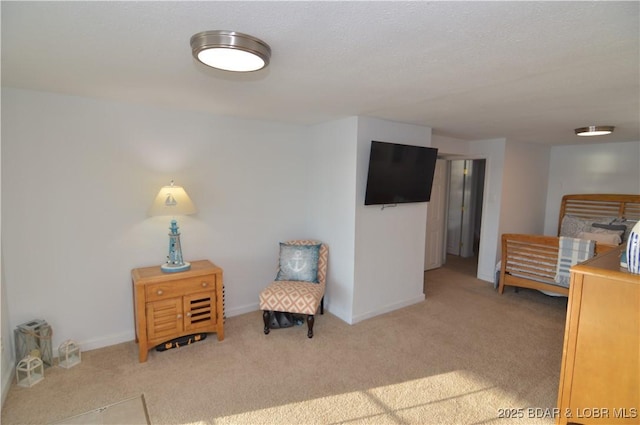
[148,184,197,217]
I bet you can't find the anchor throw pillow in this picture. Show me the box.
[275,243,321,283]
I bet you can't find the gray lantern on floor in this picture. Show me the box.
[58,340,81,368]
[16,355,44,387]
[14,319,53,368]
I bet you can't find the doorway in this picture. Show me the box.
[425,158,486,275]
[447,159,485,259]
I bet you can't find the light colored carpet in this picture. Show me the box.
[49,395,149,425]
[1,257,568,424]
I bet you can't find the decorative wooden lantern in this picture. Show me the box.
[16,355,44,387]
[58,340,81,369]
[14,319,53,368]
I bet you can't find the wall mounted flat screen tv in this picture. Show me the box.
[364,141,438,205]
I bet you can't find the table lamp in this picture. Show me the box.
[148,180,197,273]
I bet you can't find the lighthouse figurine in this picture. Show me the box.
[162,219,191,273]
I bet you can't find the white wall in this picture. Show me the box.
[431,134,470,154]
[467,139,507,281]
[1,88,312,353]
[544,141,640,234]
[1,265,10,405]
[499,141,551,235]
[0,133,11,405]
[307,118,359,323]
[352,117,431,323]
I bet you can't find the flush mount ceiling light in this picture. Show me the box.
[574,126,615,136]
[190,30,271,72]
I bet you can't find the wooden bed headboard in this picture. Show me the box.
[557,194,640,235]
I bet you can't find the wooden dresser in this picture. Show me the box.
[132,260,224,362]
[557,247,639,424]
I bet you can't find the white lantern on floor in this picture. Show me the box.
[16,355,44,387]
[58,340,81,369]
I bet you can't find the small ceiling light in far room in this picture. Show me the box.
[574,126,615,136]
[190,30,271,72]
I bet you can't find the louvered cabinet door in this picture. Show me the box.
[184,291,216,332]
[146,297,184,344]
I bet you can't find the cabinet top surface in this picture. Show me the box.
[572,247,640,283]
[132,260,222,283]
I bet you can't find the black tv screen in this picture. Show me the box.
[364,141,438,205]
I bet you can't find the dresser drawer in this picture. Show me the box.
[146,275,216,301]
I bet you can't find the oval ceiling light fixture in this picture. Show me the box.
[190,30,271,72]
[574,125,615,136]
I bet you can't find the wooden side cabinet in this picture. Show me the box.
[132,260,224,362]
[557,247,639,424]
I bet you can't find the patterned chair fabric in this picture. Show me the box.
[259,240,328,337]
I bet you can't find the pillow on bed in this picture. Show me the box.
[578,231,622,245]
[590,222,626,239]
[560,215,615,238]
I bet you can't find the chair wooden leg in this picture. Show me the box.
[263,310,271,335]
[320,296,324,315]
[307,315,314,338]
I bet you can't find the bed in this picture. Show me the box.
[498,194,640,296]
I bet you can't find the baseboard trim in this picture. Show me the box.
[477,271,494,283]
[17,296,429,361]
[225,302,259,317]
[1,363,15,407]
[351,294,425,324]
[79,331,136,352]
[67,304,260,354]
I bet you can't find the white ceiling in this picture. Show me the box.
[2,1,639,146]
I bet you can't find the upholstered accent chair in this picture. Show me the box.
[259,240,328,338]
